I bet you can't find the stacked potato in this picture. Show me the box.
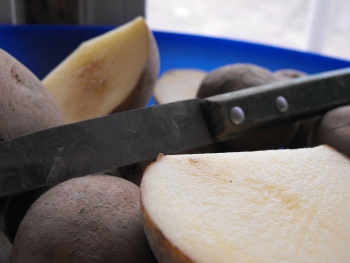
[2,17,159,262]
[1,15,350,263]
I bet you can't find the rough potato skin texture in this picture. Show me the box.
[197,64,279,99]
[0,49,65,141]
[309,106,350,158]
[0,229,11,263]
[273,69,308,80]
[141,201,194,263]
[4,185,54,243]
[112,31,160,113]
[197,63,298,151]
[11,175,157,263]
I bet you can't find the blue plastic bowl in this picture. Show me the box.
[1,25,350,106]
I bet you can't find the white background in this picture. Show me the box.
[146,0,350,61]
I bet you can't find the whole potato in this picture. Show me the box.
[0,48,65,241]
[273,69,308,80]
[0,49,65,141]
[197,63,298,151]
[197,64,278,99]
[309,106,350,158]
[11,175,157,263]
[3,186,54,243]
[0,228,11,263]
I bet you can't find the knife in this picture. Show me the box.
[1,67,350,197]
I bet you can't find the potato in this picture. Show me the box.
[197,63,278,99]
[113,30,160,112]
[197,63,298,151]
[141,146,350,262]
[11,175,157,263]
[0,48,65,141]
[3,186,53,243]
[154,69,207,104]
[43,17,160,123]
[273,69,308,80]
[0,229,11,263]
[308,106,350,157]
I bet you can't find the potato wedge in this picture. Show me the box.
[154,69,207,104]
[43,17,159,123]
[141,146,350,262]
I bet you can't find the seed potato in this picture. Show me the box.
[273,68,308,80]
[0,49,65,141]
[197,63,298,151]
[11,175,157,263]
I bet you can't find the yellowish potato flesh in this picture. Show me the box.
[43,17,150,123]
[141,146,350,263]
[154,69,207,104]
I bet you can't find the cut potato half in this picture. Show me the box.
[154,69,207,104]
[141,146,350,263]
[43,17,152,123]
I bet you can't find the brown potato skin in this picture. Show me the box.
[273,69,308,80]
[197,64,278,99]
[11,175,157,263]
[3,185,54,243]
[309,106,350,158]
[142,201,194,263]
[0,49,65,141]
[0,229,11,263]
[112,31,160,113]
[197,64,298,151]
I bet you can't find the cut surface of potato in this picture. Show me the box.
[141,146,350,263]
[43,17,151,123]
[154,69,207,104]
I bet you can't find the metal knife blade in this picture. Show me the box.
[0,99,213,197]
[1,67,350,197]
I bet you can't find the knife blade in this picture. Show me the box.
[1,67,350,197]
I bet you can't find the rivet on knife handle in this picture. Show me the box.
[201,67,350,142]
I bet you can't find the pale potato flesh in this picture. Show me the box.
[154,69,207,104]
[141,146,350,263]
[43,17,150,123]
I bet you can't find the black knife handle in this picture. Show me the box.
[201,67,350,142]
